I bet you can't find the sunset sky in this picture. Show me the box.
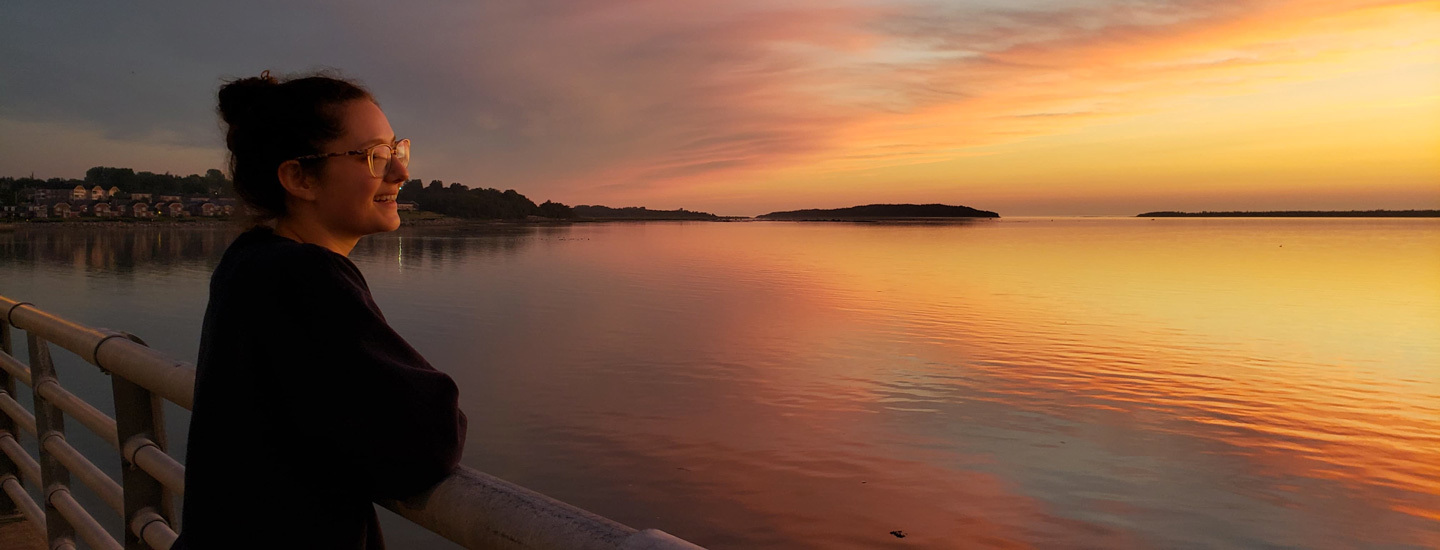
[2,0,1436,216]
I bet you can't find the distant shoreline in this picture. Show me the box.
[1136,210,1440,218]
[0,216,738,232]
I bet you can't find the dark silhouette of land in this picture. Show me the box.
[572,205,723,220]
[1137,210,1440,218]
[758,204,999,221]
[6,167,744,223]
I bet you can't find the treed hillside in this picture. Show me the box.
[5,168,732,222]
[758,203,999,220]
[398,179,574,219]
[571,205,721,220]
[1,167,232,202]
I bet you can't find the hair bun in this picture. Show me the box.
[218,71,281,125]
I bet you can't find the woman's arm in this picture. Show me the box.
[269,249,469,500]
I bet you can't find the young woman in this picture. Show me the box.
[172,72,467,549]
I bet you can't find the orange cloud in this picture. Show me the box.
[553,0,1438,213]
[5,0,1434,214]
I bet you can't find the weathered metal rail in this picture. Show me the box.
[0,295,704,550]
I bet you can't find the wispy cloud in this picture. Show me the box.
[1,0,1434,211]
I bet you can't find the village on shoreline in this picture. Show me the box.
[1,183,294,221]
[0,167,721,225]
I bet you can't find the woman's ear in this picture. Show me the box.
[277,160,320,202]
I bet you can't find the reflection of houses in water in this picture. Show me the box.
[352,225,545,270]
[0,225,243,275]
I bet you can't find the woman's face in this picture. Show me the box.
[309,99,408,238]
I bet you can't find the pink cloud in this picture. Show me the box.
[5,0,1430,212]
[374,0,1423,207]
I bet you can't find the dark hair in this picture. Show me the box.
[218,70,373,220]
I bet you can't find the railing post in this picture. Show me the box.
[0,319,19,519]
[111,333,176,550]
[29,332,77,548]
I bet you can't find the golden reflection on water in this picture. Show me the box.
[3,219,1437,548]
[506,218,1440,547]
[694,218,1439,545]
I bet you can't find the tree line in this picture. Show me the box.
[2,167,578,220]
[1,167,233,205]
[0,167,232,196]
[398,179,575,220]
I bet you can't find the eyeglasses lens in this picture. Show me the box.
[368,140,411,177]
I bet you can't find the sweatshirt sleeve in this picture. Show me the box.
[269,248,468,500]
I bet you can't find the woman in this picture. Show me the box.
[172,71,467,550]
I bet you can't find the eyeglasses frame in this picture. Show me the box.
[292,138,410,178]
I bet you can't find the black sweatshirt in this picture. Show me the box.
[172,227,467,550]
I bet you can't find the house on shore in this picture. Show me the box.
[11,189,237,220]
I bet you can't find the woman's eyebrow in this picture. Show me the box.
[358,135,397,147]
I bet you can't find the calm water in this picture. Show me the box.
[1,218,1437,549]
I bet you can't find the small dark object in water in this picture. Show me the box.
[890,530,907,538]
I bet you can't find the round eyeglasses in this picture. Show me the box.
[293,139,410,178]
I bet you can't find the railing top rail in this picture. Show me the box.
[1,295,195,410]
[382,466,706,550]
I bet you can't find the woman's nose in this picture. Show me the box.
[386,157,409,183]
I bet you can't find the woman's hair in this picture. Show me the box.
[218,70,373,220]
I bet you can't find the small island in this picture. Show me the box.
[1136,210,1440,218]
[757,203,999,221]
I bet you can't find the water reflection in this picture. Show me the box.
[0,223,556,276]
[0,224,241,277]
[348,219,1439,549]
[353,224,550,270]
[0,219,1436,549]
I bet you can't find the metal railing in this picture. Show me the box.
[0,295,704,550]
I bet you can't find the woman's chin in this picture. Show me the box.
[380,210,402,231]
[369,203,402,232]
